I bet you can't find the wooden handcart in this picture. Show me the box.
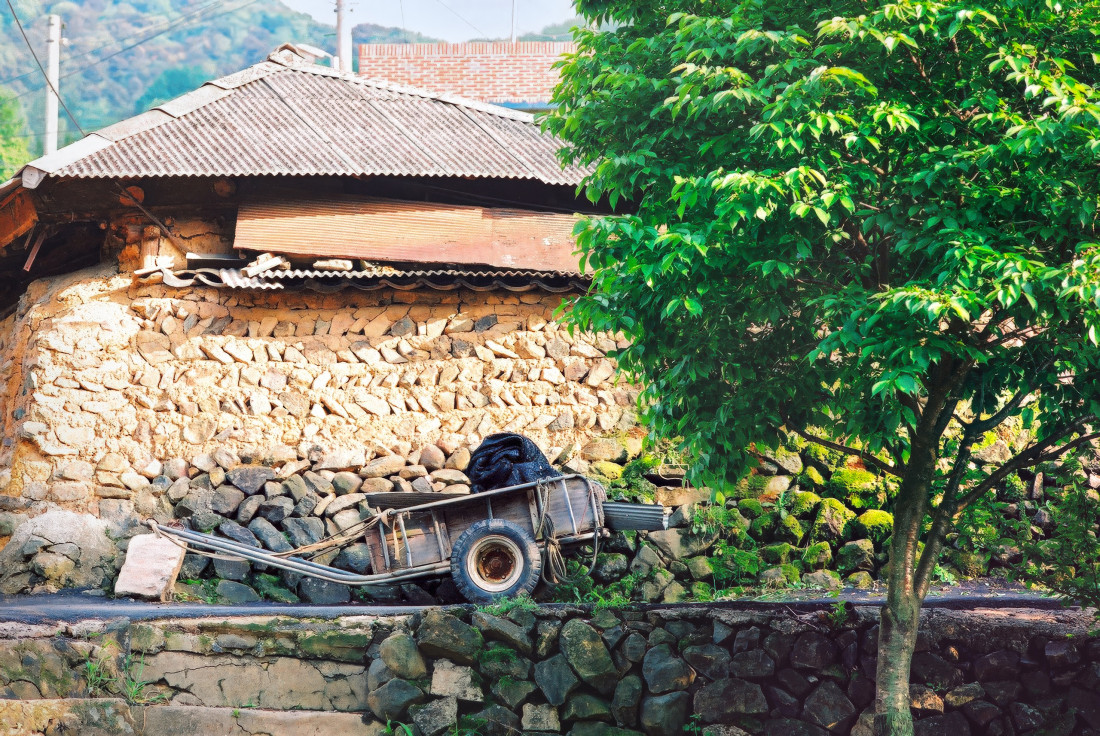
[152,474,668,603]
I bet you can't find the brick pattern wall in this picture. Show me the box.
[357,42,575,104]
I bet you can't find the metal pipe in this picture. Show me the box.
[156,525,449,585]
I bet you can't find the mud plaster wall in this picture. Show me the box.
[0,263,636,537]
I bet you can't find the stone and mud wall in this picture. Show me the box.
[0,605,1097,736]
[0,264,638,591]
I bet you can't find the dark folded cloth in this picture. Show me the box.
[466,433,562,493]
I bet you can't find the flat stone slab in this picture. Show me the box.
[114,534,186,602]
[137,705,386,736]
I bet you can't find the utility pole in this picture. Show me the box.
[510,0,517,43]
[44,13,60,155]
[335,0,352,73]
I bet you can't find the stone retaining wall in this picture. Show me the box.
[0,265,637,574]
[1,605,1096,736]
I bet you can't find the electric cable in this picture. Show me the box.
[11,0,264,103]
[431,0,487,37]
[0,0,223,89]
[5,0,85,134]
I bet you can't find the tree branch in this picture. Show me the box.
[953,421,1093,512]
[786,425,901,477]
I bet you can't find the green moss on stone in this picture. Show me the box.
[854,510,894,545]
[774,514,805,545]
[800,467,826,489]
[738,499,765,519]
[761,543,793,565]
[810,498,856,543]
[749,513,777,540]
[824,468,884,510]
[780,564,803,584]
[788,490,822,517]
[801,541,833,569]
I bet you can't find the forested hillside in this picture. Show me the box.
[0,0,442,168]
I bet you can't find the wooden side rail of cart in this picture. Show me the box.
[152,474,667,603]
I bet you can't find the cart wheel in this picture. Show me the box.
[450,519,542,604]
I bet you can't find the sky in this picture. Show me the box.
[281,0,578,42]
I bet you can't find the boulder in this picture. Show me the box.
[380,633,427,679]
[367,678,425,721]
[0,510,116,593]
[802,681,857,732]
[837,539,876,575]
[113,533,186,601]
[215,579,260,603]
[640,692,690,736]
[227,466,276,495]
[645,527,719,560]
[298,578,351,604]
[611,674,643,728]
[693,679,768,722]
[563,694,611,723]
[534,654,579,706]
[248,518,293,553]
[523,703,562,731]
[430,659,483,702]
[560,619,618,694]
[417,610,483,665]
[217,520,260,548]
[413,696,457,736]
[642,644,695,693]
[471,612,533,655]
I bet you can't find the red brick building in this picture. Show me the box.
[357,41,574,109]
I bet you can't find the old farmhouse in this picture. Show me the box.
[0,45,637,599]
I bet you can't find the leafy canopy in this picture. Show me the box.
[547,0,1100,488]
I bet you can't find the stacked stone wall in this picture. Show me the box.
[0,265,637,569]
[1,605,1097,736]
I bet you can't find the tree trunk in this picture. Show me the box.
[873,587,921,735]
[874,424,939,736]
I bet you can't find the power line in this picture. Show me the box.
[5,0,85,136]
[431,0,487,37]
[0,0,223,89]
[10,0,263,103]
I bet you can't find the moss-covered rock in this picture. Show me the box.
[810,498,856,543]
[837,539,875,575]
[738,499,765,519]
[749,513,777,540]
[739,474,791,500]
[800,467,826,489]
[824,468,884,510]
[774,514,805,546]
[853,510,894,545]
[801,542,833,570]
[788,490,822,517]
[801,569,842,589]
[845,571,876,589]
[592,461,625,480]
[761,543,793,565]
[780,564,803,584]
[948,550,989,578]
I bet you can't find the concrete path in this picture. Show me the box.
[0,582,1073,625]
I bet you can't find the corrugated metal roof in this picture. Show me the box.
[19,46,587,189]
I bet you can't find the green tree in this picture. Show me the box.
[0,89,31,179]
[547,1,1100,733]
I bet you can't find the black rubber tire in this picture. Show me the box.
[449,519,542,604]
